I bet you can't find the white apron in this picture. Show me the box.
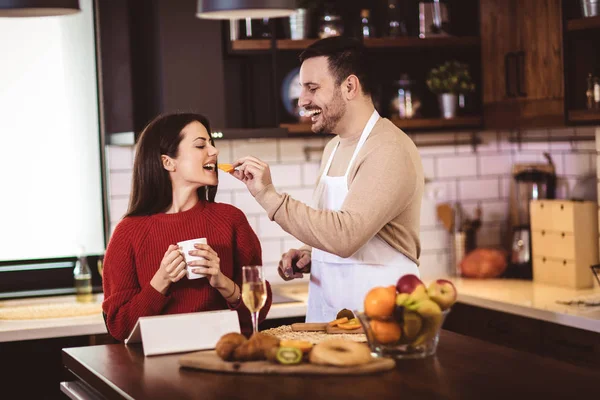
[306,110,420,322]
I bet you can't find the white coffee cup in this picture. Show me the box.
[177,238,208,280]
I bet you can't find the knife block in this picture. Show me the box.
[530,200,598,289]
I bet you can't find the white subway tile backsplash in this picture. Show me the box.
[520,129,550,151]
[479,154,511,176]
[104,126,600,270]
[107,145,134,170]
[260,239,283,263]
[232,139,278,163]
[421,157,435,179]
[109,171,133,196]
[285,188,315,206]
[420,228,449,251]
[214,190,233,205]
[283,237,307,251]
[271,164,302,189]
[419,252,449,280]
[232,190,265,215]
[563,153,592,176]
[279,138,322,162]
[258,216,292,239]
[437,156,477,178]
[217,170,245,190]
[302,163,321,186]
[109,197,129,223]
[459,178,499,201]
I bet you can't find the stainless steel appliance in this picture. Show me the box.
[507,158,556,279]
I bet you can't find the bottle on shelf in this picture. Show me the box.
[360,9,375,39]
[387,0,407,37]
[586,73,594,109]
[73,245,93,303]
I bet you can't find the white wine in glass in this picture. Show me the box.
[242,266,266,334]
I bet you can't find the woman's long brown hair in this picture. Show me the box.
[126,113,217,217]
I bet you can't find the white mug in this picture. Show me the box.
[177,238,208,280]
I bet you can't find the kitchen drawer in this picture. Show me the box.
[530,200,575,232]
[541,322,600,369]
[533,257,582,288]
[529,201,554,231]
[531,230,575,260]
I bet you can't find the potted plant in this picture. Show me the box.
[426,61,475,119]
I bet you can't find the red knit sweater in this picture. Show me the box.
[102,201,272,341]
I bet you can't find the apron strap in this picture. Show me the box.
[344,110,379,179]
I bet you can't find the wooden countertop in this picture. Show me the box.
[62,330,599,400]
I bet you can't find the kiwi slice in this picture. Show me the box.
[336,308,355,320]
[276,347,303,365]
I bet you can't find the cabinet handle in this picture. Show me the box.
[516,51,527,97]
[505,52,517,98]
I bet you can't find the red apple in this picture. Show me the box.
[396,274,425,294]
[427,279,457,310]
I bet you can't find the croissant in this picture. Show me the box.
[233,332,280,361]
[215,332,247,361]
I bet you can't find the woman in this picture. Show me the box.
[102,113,271,341]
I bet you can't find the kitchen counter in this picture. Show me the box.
[2,278,599,343]
[61,331,600,400]
[0,286,307,343]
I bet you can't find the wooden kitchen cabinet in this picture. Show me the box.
[480,0,565,129]
[444,302,600,370]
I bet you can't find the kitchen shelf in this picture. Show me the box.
[566,16,600,31]
[390,116,483,130]
[568,109,600,122]
[230,39,271,51]
[280,116,483,134]
[364,36,480,48]
[230,36,480,52]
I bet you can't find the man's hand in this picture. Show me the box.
[231,156,273,197]
[278,249,311,281]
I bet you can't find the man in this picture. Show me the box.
[232,37,424,322]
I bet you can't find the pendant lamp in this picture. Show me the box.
[0,0,80,17]
[196,0,296,20]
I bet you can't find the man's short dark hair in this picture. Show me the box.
[299,37,372,96]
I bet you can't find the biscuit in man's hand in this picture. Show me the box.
[217,164,234,173]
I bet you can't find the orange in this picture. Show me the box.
[327,317,349,327]
[370,320,402,344]
[279,339,313,353]
[218,163,234,173]
[336,321,361,330]
[364,285,396,318]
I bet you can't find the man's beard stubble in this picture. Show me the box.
[313,88,346,135]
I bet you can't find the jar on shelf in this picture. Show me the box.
[319,11,343,39]
[390,74,421,119]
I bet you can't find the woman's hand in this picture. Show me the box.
[150,244,186,295]
[187,243,226,288]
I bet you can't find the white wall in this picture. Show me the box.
[106,126,598,284]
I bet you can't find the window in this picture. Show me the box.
[0,0,105,294]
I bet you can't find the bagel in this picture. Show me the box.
[309,339,373,367]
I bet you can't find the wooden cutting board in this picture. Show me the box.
[179,350,395,375]
[291,323,364,334]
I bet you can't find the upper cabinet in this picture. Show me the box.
[480,0,564,129]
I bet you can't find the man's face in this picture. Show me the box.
[298,56,346,134]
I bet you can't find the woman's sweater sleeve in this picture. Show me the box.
[101,219,170,341]
[228,208,273,336]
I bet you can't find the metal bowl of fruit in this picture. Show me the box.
[355,275,456,360]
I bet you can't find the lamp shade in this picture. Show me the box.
[196,0,296,20]
[0,0,80,17]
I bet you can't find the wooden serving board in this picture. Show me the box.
[291,323,364,334]
[179,350,395,375]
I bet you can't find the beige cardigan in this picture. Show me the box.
[255,117,423,264]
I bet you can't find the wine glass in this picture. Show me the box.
[241,266,267,335]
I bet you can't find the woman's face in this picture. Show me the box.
[165,120,219,188]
